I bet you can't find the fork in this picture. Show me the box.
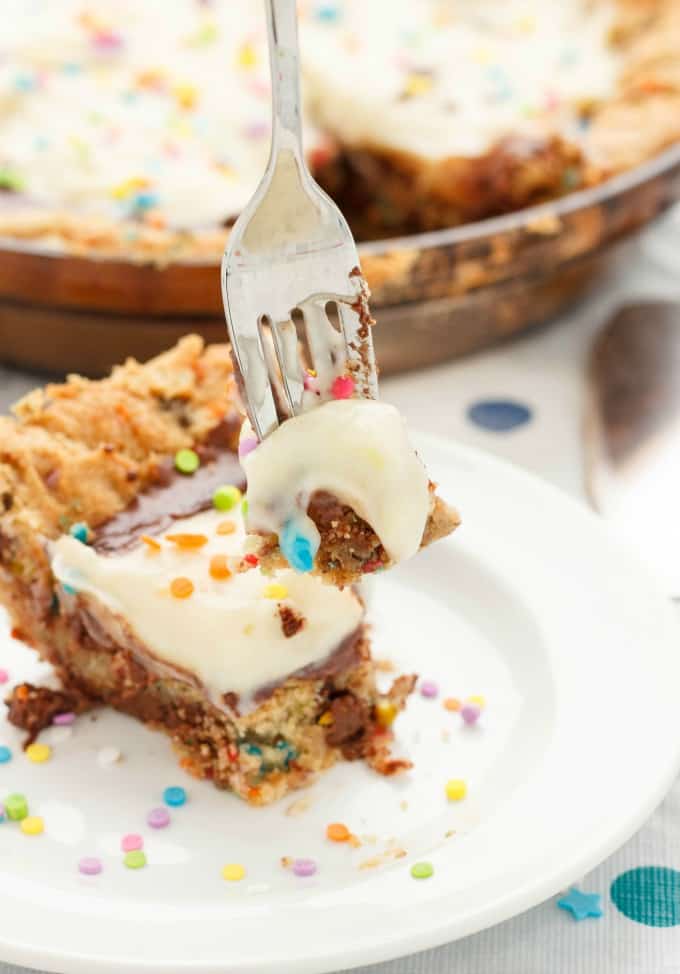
[221,0,378,442]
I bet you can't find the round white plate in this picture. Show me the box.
[0,436,678,974]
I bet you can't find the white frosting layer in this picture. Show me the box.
[0,0,619,227]
[243,399,430,565]
[51,508,363,708]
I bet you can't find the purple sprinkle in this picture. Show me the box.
[78,856,103,876]
[0,669,8,684]
[461,703,481,725]
[147,807,170,829]
[238,436,259,460]
[53,712,76,726]
[420,680,439,699]
[292,857,317,877]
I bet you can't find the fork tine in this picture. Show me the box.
[300,297,346,395]
[230,327,279,441]
[270,317,305,416]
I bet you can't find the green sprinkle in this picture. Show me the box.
[213,484,242,512]
[5,793,28,821]
[241,497,249,516]
[124,850,147,869]
[410,861,434,880]
[174,449,200,475]
[0,168,25,192]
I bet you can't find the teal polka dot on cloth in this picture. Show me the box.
[611,867,680,927]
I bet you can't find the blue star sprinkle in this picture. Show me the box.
[557,887,603,921]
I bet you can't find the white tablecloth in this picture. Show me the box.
[1,208,679,974]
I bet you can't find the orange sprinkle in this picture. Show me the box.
[443,697,461,712]
[216,520,236,536]
[16,685,29,701]
[170,577,194,599]
[141,534,161,553]
[326,823,351,843]
[210,554,231,581]
[166,533,208,549]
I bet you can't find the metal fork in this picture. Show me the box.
[221,0,378,441]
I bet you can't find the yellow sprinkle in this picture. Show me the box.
[243,623,255,636]
[111,176,149,200]
[236,43,257,69]
[26,743,51,764]
[215,162,237,180]
[263,583,288,600]
[21,816,44,836]
[375,700,397,727]
[403,74,432,98]
[173,83,198,110]
[222,863,246,881]
[216,520,237,535]
[318,710,333,727]
[467,695,486,708]
[445,779,467,802]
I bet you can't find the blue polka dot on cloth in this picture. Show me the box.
[611,867,680,927]
[467,399,533,432]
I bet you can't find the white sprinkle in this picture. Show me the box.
[97,746,122,767]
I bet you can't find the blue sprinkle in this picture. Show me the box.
[0,746,12,765]
[132,191,159,212]
[62,583,77,596]
[316,4,340,21]
[61,62,82,75]
[163,785,187,807]
[244,744,262,756]
[280,519,317,573]
[467,399,532,432]
[557,887,603,921]
[14,74,36,92]
[69,522,89,544]
[275,740,289,750]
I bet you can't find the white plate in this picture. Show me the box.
[0,436,678,974]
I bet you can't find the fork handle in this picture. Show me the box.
[265,0,305,159]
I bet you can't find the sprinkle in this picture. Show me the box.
[52,712,75,726]
[174,449,200,475]
[111,176,149,200]
[147,807,170,829]
[236,43,258,69]
[326,823,351,843]
[318,710,333,726]
[292,858,317,877]
[216,520,236,535]
[244,744,262,756]
[445,779,467,801]
[69,522,90,544]
[242,498,249,516]
[163,786,187,807]
[170,577,194,599]
[0,669,8,684]
[92,30,124,52]
[331,374,355,400]
[315,4,340,21]
[166,533,208,549]
[213,485,242,511]
[303,371,319,394]
[121,833,143,852]
[132,190,159,212]
[173,83,199,110]
[263,583,288,600]
[5,794,28,820]
[443,697,461,711]
[222,862,246,881]
[97,746,121,767]
[467,695,486,709]
[410,861,434,880]
[63,584,77,596]
[375,701,397,728]
[210,554,232,581]
[26,742,51,764]
[244,553,259,567]
[419,680,438,699]
[0,804,4,822]
[280,520,317,573]
[0,746,12,764]
[238,437,258,460]
[124,850,147,869]
[403,74,433,98]
[0,167,25,192]
[461,703,481,725]
[78,856,102,875]
[21,816,44,836]
[141,535,162,552]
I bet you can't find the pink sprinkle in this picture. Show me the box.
[461,703,481,725]
[147,807,170,829]
[92,30,124,52]
[0,804,5,821]
[238,436,259,460]
[78,856,103,876]
[53,712,75,726]
[303,372,320,394]
[245,122,269,140]
[0,669,8,684]
[331,375,355,400]
[292,857,317,877]
[121,833,143,852]
[420,680,439,699]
